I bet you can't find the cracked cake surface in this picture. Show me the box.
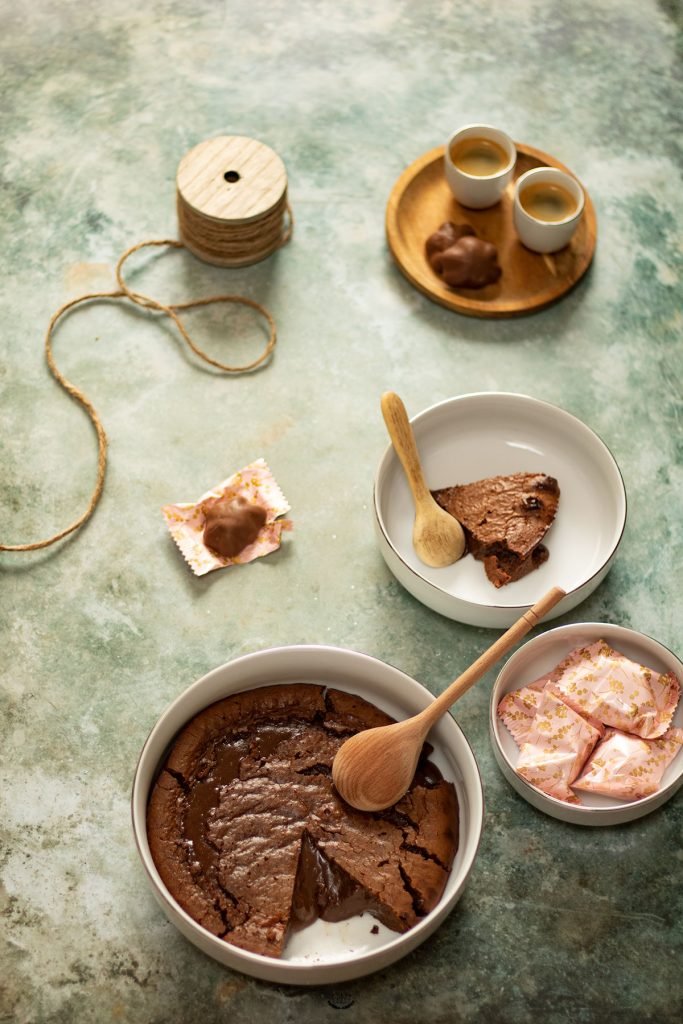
[147,683,459,958]
[432,472,560,588]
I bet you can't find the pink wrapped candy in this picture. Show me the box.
[514,689,603,803]
[547,640,679,739]
[573,727,683,800]
[496,679,546,745]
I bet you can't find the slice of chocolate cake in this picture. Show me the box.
[432,472,560,588]
[147,684,459,959]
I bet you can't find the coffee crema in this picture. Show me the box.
[449,137,510,177]
[519,181,578,223]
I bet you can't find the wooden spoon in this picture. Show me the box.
[332,585,566,811]
[381,391,466,568]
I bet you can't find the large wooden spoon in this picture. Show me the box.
[332,585,566,811]
[381,391,465,568]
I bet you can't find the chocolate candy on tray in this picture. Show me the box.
[425,221,502,289]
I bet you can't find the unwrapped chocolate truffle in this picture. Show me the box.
[431,235,502,289]
[425,221,476,264]
[161,458,292,576]
[202,495,267,558]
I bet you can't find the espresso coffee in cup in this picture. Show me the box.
[449,136,510,178]
[444,124,516,209]
[513,167,584,253]
[518,181,579,223]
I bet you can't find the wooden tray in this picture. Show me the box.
[385,143,596,318]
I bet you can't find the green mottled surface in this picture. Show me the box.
[1,1,682,1021]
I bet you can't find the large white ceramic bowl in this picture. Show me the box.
[132,645,484,984]
[374,392,627,628]
[490,623,683,825]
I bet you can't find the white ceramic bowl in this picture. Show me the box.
[132,645,484,984]
[490,623,683,825]
[373,392,627,628]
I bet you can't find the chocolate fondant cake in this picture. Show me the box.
[147,684,459,958]
[432,472,560,588]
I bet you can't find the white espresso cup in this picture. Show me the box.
[513,167,584,253]
[444,124,516,209]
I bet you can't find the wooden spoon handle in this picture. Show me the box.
[381,392,431,506]
[420,586,567,728]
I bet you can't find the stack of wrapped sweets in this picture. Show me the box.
[497,640,683,803]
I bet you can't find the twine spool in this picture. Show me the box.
[177,136,292,267]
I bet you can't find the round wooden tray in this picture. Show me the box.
[385,143,596,318]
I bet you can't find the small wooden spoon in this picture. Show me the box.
[332,585,566,812]
[381,391,465,568]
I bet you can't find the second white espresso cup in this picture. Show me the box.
[444,124,516,209]
[513,166,585,253]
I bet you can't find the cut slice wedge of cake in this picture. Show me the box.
[432,472,560,588]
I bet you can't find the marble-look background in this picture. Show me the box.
[1,1,681,1022]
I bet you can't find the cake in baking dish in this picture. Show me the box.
[147,683,459,958]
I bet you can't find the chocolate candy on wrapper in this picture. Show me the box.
[162,458,292,576]
[573,727,683,801]
[514,689,602,804]
[547,641,680,739]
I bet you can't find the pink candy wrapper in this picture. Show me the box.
[161,458,292,576]
[573,727,683,800]
[496,680,546,745]
[548,641,680,739]
[514,689,602,803]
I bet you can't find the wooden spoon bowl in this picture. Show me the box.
[332,586,566,811]
[381,391,465,568]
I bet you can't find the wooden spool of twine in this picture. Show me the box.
[177,135,292,266]
[0,136,291,553]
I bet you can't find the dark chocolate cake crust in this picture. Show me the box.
[432,472,560,588]
[147,684,459,959]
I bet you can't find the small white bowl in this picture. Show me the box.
[373,392,627,628]
[490,623,683,826]
[132,645,484,985]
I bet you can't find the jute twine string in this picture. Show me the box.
[0,226,291,553]
[178,193,293,266]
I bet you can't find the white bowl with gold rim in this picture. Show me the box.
[373,392,627,628]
